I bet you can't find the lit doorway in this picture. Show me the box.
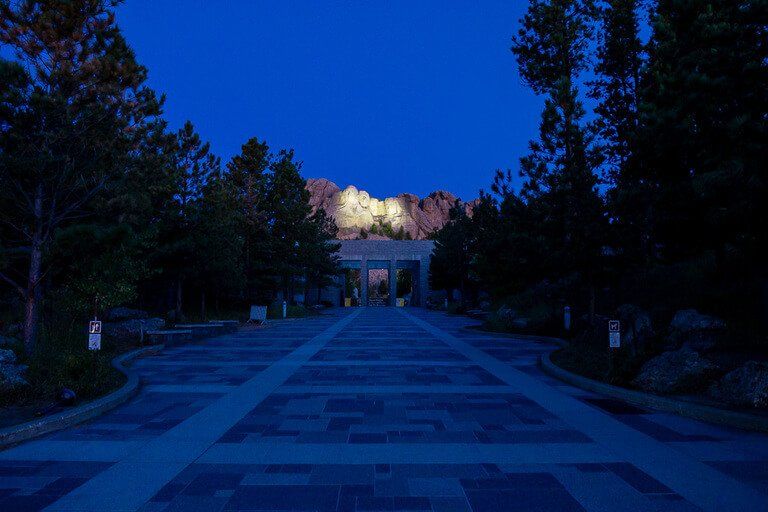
[343,269,361,307]
[367,268,389,306]
[396,269,414,306]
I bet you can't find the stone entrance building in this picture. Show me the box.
[318,240,434,307]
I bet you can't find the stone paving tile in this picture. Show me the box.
[311,348,469,362]
[49,391,225,442]
[131,362,268,386]
[216,391,590,445]
[327,337,449,348]
[143,349,291,363]
[0,460,113,511]
[137,462,701,512]
[285,364,505,386]
[1,307,765,512]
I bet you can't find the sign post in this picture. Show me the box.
[608,320,621,348]
[608,319,620,375]
[88,319,102,351]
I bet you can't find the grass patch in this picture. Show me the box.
[266,303,317,319]
[550,342,648,387]
[2,324,131,410]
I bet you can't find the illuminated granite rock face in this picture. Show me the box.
[306,178,478,240]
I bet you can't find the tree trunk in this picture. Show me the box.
[201,290,206,321]
[588,284,596,326]
[23,184,45,355]
[175,279,183,322]
[22,252,41,355]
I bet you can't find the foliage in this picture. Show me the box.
[0,1,343,412]
[429,202,477,298]
[0,0,162,353]
[430,0,768,346]
[367,221,413,240]
[512,0,606,320]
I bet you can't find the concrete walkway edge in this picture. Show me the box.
[397,308,768,512]
[0,345,163,449]
[540,350,768,433]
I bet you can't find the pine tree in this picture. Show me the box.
[590,0,643,181]
[511,0,606,319]
[193,171,245,319]
[429,203,476,299]
[589,0,647,269]
[159,121,219,320]
[0,0,162,353]
[634,0,768,267]
[225,137,271,302]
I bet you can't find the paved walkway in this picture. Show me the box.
[1,308,767,511]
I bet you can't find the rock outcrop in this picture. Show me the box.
[668,309,727,352]
[305,178,478,240]
[103,318,165,344]
[633,348,720,395]
[709,362,768,409]
[0,348,28,393]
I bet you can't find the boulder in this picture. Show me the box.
[496,307,518,322]
[0,335,18,347]
[668,309,727,352]
[709,361,768,409]
[0,348,29,393]
[4,323,21,337]
[511,318,530,330]
[105,307,149,322]
[616,304,655,355]
[633,348,720,395]
[0,348,16,365]
[103,318,165,343]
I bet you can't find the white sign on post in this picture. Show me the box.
[608,320,620,348]
[88,320,102,351]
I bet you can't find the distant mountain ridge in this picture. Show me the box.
[306,178,478,240]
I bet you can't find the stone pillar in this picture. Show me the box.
[360,258,368,307]
[389,260,398,306]
[419,257,430,307]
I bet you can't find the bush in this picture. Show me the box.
[267,303,313,319]
[2,319,129,407]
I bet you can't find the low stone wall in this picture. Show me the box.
[540,349,768,433]
[0,345,160,449]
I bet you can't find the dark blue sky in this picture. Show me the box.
[117,1,541,200]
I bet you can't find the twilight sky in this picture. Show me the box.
[116,1,542,200]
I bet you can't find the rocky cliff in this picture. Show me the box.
[306,178,478,240]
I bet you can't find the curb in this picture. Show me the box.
[539,349,768,433]
[0,344,163,449]
[459,325,567,347]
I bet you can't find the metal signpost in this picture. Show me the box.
[609,320,621,348]
[88,320,102,351]
[607,319,620,375]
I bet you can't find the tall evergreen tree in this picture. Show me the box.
[511,0,606,319]
[192,171,244,319]
[0,0,161,353]
[429,203,476,299]
[589,0,647,268]
[301,207,341,304]
[225,137,272,302]
[590,0,643,181]
[265,150,320,301]
[159,121,219,320]
[633,0,768,267]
